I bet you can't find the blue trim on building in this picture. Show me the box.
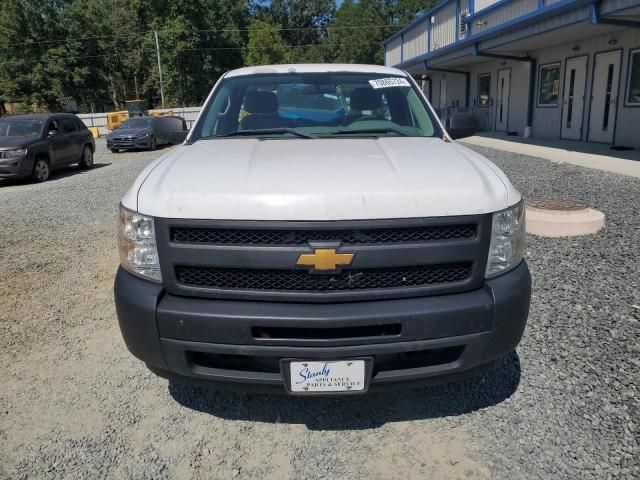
[393,0,596,70]
[590,2,640,27]
[466,0,512,21]
[472,43,532,62]
[456,0,461,42]
[468,0,475,35]
[425,61,471,108]
[624,48,640,107]
[385,0,456,44]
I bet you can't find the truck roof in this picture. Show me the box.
[224,63,407,78]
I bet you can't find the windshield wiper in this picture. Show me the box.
[325,128,410,137]
[217,128,315,139]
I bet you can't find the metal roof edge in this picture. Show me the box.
[392,0,596,69]
[384,0,455,44]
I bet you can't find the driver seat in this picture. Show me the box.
[240,91,282,130]
[345,87,385,125]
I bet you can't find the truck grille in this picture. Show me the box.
[156,216,490,302]
[170,224,476,245]
[175,263,471,292]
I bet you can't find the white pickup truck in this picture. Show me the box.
[115,64,530,395]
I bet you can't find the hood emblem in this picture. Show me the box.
[296,248,354,272]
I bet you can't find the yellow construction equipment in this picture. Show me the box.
[107,111,128,131]
[125,99,145,117]
[149,110,174,117]
[107,99,147,131]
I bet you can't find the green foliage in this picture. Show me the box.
[329,0,435,65]
[0,0,434,112]
[245,20,291,66]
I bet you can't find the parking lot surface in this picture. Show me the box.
[0,140,638,479]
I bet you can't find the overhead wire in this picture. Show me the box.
[0,24,406,48]
[1,41,385,65]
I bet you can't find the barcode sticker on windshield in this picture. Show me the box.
[369,78,411,89]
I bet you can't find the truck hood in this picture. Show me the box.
[128,137,519,220]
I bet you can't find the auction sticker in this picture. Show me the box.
[369,77,411,89]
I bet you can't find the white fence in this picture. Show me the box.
[77,107,202,136]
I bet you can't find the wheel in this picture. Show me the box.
[78,145,94,169]
[110,148,119,153]
[31,157,50,183]
[149,136,157,150]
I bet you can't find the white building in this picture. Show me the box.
[384,0,640,148]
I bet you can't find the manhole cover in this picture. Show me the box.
[526,198,588,211]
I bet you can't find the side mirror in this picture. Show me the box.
[445,113,479,140]
[47,130,59,138]
[175,130,188,143]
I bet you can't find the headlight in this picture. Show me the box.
[118,205,162,282]
[485,200,526,278]
[0,148,27,159]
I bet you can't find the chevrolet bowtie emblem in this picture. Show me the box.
[296,248,355,272]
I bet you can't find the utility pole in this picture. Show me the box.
[154,30,165,108]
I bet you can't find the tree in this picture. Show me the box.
[0,0,70,111]
[256,0,335,46]
[328,0,436,65]
[0,0,436,113]
[142,0,249,106]
[253,0,335,63]
[245,20,291,66]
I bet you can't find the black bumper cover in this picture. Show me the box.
[0,156,33,179]
[114,262,531,393]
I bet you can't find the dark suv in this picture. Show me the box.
[0,113,95,182]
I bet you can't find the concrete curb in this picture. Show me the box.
[461,136,640,178]
[526,206,605,237]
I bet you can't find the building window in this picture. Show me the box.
[478,73,491,107]
[626,48,640,106]
[538,63,561,107]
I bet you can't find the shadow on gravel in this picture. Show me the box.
[168,353,521,430]
[0,162,111,188]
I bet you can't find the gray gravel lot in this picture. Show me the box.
[0,140,638,479]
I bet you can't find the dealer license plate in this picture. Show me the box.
[288,360,366,393]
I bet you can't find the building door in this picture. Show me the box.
[588,50,621,143]
[561,56,588,140]
[439,78,447,108]
[439,78,447,120]
[421,78,431,102]
[496,68,510,131]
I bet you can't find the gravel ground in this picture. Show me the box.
[0,140,638,479]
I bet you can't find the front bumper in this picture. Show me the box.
[107,136,152,150]
[0,156,31,178]
[114,262,531,393]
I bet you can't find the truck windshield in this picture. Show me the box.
[0,119,43,138]
[194,72,439,140]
